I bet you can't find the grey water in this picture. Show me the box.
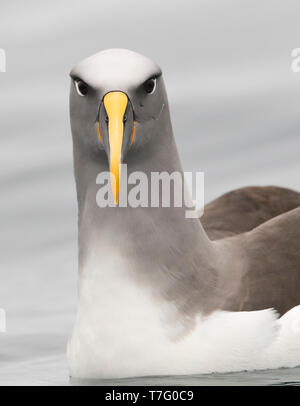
[78,369,300,386]
[1,0,300,386]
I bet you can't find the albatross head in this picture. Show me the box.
[69,48,168,204]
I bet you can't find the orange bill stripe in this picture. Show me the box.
[131,121,135,145]
[97,121,103,144]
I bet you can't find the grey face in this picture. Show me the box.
[69,48,165,152]
[69,49,168,203]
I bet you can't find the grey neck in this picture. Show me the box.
[72,106,241,317]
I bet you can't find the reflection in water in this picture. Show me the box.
[70,367,300,386]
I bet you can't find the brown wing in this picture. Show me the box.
[201,186,300,240]
[223,206,300,315]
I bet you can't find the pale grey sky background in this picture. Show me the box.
[0,0,300,385]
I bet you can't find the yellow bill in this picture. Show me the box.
[103,91,128,205]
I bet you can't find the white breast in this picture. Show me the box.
[67,249,176,378]
[67,249,300,379]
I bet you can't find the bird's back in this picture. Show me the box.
[222,205,300,315]
[201,186,300,240]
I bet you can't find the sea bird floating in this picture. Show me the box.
[68,49,300,379]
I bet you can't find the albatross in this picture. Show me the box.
[67,48,300,379]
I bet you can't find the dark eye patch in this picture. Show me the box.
[75,79,89,96]
[143,77,156,94]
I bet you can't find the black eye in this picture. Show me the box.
[143,78,156,94]
[123,115,127,123]
[75,79,89,96]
